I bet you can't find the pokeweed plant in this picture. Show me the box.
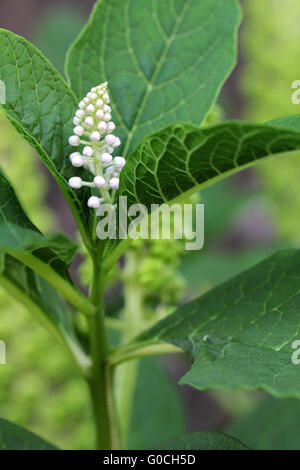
[1,0,300,451]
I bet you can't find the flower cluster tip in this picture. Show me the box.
[67,82,125,208]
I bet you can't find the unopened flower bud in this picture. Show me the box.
[90,131,101,142]
[76,109,84,118]
[69,135,80,146]
[94,175,106,187]
[69,177,82,189]
[70,152,83,167]
[74,125,84,136]
[106,122,116,132]
[109,177,119,190]
[96,109,104,119]
[112,137,121,148]
[101,152,113,164]
[98,121,107,132]
[114,156,126,168]
[88,196,101,208]
[86,104,95,113]
[83,146,94,157]
[84,116,94,127]
[105,134,116,145]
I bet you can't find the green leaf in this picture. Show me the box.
[0,170,94,319]
[66,0,241,155]
[229,396,300,450]
[101,119,300,265]
[0,417,58,450]
[127,356,184,450]
[119,120,300,209]
[0,170,76,282]
[268,114,300,130]
[155,431,250,450]
[0,171,89,371]
[138,249,300,398]
[0,254,89,374]
[0,29,92,247]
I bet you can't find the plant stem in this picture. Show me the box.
[107,341,183,367]
[10,250,95,317]
[114,252,145,447]
[87,255,120,450]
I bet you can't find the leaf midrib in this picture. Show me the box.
[122,0,192,156]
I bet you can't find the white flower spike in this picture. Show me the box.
[67,82,125,209]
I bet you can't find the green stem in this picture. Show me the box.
[0,274,91,377]
[114,252,145,447]
[87,256,120,450]
[10,250,95,317]
[108,341,183,367]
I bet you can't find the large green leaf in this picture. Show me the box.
[101,119,300,265]
[0,254,89,374]
[0,172,88,370]
[0,417,58,450]
[0,170,94,321]
[0,29,92,247]
[66,0,241,155]
[229,396,300,450]
[0,170,76,282]
[138,249,300,398]
[127,356,184,450]
[119,120,300,209]
[156,431,249,450]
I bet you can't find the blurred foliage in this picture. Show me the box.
[0,113,94,449]
[32,6,86,75]
[0,5,185,450]
[229,395,300,450]
[2,0,299,451]
[242,0,300,243]
[127,356,185,450]
[0,3,95,448]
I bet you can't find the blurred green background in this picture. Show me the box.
[0,0,300,450]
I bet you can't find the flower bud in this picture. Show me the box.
[68,177,82,189]
[112,137,121,148]
[113,156,126,168]
[109,177,119,190]
[96,109,104,119]
[84,116,94,127]
[98,121,107,132]
[70,152,83,167]
[94,175,106,187]
[106,122,116,132]
[88,196,101,208]
[90,131,101,142]
[101,152,113,164]
[69,135,80,146]
[83,146,94,157]
[105,134,116,145]
[74,125,84,136]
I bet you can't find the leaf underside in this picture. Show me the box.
[139,249,300,398]
[119,120,300,210]
[0,170,78,344]
[155,431,250,450]
[0,417,58,450]
[100,119,300,262]
[0,170,76,281]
